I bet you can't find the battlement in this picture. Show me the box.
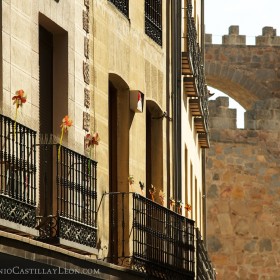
[205,25,280,46]
[209,96,280,131]
[208,97,237,129]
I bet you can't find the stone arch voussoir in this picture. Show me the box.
[205,62,270,110]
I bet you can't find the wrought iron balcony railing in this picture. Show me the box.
[36,144,97,249]
[145,0,162,46]
[101,192,195,280]
[183,0,209,144]
[108,0,129,18]
[0,114,37,228]
[196,228,216,280]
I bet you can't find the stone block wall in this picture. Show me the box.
[222,25,246,45]
[206,97,280,279]
[206,25,280,46]
[205,31,280,111]
[245,98,280,130]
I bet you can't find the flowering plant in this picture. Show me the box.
[159,190,165,205]
[85,132,100,148]
[128,175,134,185]
[12,89,27,140]
[85,132,100,172]
[58,115,73,162]
[184,203,192,212]
[149,184,156,201]
[176,200,184,207]
[176,200,184,214]
[169,197,175,207]
[12,89,27,108]
[139,181,145,194]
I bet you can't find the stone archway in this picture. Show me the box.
[204,26,280,279]
[205,25,280,111]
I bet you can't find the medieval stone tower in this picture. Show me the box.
[205,26,280,279]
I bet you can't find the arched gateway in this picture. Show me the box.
[205,26,280,279]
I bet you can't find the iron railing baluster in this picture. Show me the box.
[196,228,216,279]
[106,192,196,279]
[108,0,129,18]
[0,114,36,228]
[145,0,162,46]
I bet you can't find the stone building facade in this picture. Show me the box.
[205,26,280,279]
[0,0,214,279]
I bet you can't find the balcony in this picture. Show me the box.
[36,144,98,254]
[102,192,195,279]
[196,228,216,280]
[0,114,37,235]
[182,0,210,147]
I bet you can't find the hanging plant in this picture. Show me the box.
[58,115,73,162]
[12,89,27,140]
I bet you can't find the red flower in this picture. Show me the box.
[85,132,100,148]
[58,115,73,162]
[12,89,27,108]
[185,203,192,212]
[60,115,73,132]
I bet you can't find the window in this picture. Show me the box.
[108,0,129,18]
[145,0,162,45]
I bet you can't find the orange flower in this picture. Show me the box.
[60,115,73,132]
[85,132,100,148]
[185,203,192,212]
[12,89,27,140]
[12,89,27,108]
[58,115,73,162]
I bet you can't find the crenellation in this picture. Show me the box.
[256,26,280,46]
[209,97,237,129]
[206,25,280,46]
[228,25,239,35]
[222,25,246,45]
[262,26,276,37]
[205,33,212,44]
[206,22,280,279]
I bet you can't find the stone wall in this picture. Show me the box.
[205,25,280,46]
[206,97,280,279]
[205,26,280,111]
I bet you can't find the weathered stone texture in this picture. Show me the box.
[206,97,280,279]
[222,26,246,45]
[256,26,280,46]
[205,27,280,110]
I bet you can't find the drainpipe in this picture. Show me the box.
[201,0,207,243]
[166,0,171,203]
[201,0,205,60]
[171,0,182,203]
